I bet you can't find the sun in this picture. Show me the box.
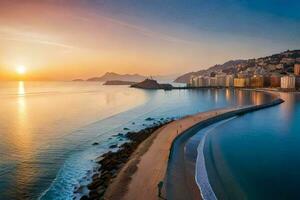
[16,66,26,75]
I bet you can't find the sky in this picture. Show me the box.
[0,0,300,80]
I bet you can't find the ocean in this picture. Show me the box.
[0,82,249,200]
[200,92,300,199]
[2,82,293,200]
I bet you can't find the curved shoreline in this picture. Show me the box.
[194,118,236,200]
[165,92,283,200]
[87,91,284,200]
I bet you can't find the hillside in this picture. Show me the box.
[174,50,300,83]
[103,80,137,85]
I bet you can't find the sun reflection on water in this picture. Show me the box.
[15,81,35,196]
[18,81,25,96]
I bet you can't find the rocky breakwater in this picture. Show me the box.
[81,121,172,200]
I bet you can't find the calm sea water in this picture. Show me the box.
[0,82,259,200]
[203,92,300,199]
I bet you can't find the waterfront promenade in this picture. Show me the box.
[104,98,283,200]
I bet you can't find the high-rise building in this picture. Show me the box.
[234,78,250,88]
[250,75,264,88]
[270,74,282,88]
[225,75,235,87]
[294,64,300,76]
[281,75,295,89]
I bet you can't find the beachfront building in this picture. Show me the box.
[234,78,250,88]
[270,74,282,88]
[281,75,295,89]
[188,76,194,87]
[196,76,206,87]
[191,76,197,87]
[225,75,235,87]
[189,76,211,87]
[250,75,265,88]
[209,77,218,87]
[295,64,300,76]
[203,76,209,87]
[296,77,300,88]
[294,64,300,88]
[216,74,226,87]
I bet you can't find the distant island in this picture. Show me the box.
[73,72,179,82]
[131,79,173,90]
[86,72,146,82]
[72,78,84,81]
[103,80,137,85]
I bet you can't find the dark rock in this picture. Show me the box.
[109,144,118,149]
[80,195,89,200]
[92,142,99,146]
[92,173,99,180]
[87,179,102,190]
[89,190,101,199]
[123,127,129,130]
[82,120,174,199]
[98,188,106,196]
[131,78,173,90]
[145,117,154,121]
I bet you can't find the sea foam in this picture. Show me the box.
[195,117,236,200]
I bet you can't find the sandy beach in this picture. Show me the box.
[103,95,283,200]
[104,107,242,200]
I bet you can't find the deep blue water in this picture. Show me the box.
[204,92,300,199]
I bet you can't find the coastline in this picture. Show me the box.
[80,120,174,200]
[104,107,241,200]
[165,91,283,200]
[80,90,284,200]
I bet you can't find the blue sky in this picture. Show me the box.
[91,0,300,43]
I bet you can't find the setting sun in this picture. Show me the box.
[16,66,26,75]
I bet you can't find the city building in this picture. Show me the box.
[234,78,250,88]
[294,64,300,76]
[296,77,300,88]
[209,77,218,87]
[281,75,295,89]
[191,76,197,87]
[250,75,264,88]
[270,74,282,87]
[196,76,205,87]
[202,76,209,87]
[225,75,235,87]
[216,74,226,87]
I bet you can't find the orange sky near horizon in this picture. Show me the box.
[0,1,195,80]
[0,1,292,81]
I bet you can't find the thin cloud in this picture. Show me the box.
[0,26,77,49]
[72,13,195,45]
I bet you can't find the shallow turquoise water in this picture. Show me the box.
[0,83,263,200]
[204,92,300,199]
